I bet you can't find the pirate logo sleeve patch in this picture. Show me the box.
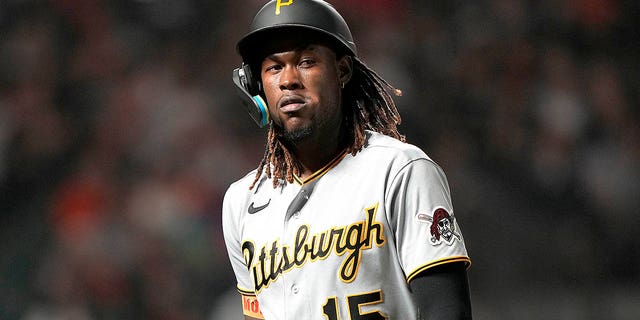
[417,208,461,246]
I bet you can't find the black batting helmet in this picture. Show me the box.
[237,0,357,64]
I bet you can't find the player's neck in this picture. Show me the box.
[292,130,346,180]
[295,146,344,180]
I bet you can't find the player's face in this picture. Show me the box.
[260,42,349,144]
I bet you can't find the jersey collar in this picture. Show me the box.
[293,150,348,185]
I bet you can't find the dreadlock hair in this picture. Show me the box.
[250,56,405,189]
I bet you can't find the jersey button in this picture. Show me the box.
[291,284,299,294]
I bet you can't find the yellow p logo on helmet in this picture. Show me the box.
[275,0,294,15]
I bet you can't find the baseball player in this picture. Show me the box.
[223,1,472,319]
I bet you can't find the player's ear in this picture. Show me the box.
[337,55,353,87]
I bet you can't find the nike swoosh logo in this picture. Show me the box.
[248,199,271,214]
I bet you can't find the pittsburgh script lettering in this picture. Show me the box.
[242,204,385,292]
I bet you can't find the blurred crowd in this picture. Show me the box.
[0,0,638,319]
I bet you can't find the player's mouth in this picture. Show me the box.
[278,95,306,113]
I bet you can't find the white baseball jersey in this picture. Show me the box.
[222,131,470,319]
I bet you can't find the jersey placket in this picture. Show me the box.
[284,178,318,224]
[280,178,319,319]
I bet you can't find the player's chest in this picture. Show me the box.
[240,178,390,295]
[241,176,388,248]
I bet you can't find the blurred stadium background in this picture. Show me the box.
[1,0,639,319]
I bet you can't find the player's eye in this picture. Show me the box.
[299,59,315,68]
[264,63,282,73]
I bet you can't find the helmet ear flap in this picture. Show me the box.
[232,63,269,128]
[241,63,262,96]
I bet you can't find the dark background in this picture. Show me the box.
[1,0,639,319]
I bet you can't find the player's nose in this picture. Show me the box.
[279,65,302,91]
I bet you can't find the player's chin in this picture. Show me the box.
[280,123,313,144]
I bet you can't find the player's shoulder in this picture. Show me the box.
[224,169,259,202]
[224,167,278,203]
[222,169,269,228]
[364,130,431,162]
[228,168,257,188]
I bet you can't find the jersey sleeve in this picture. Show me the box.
[384,158,470,283]
[222,183,256,295]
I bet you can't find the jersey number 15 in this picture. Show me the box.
[322,290,386,319]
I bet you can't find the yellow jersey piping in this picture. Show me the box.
[293,151,348,185]
[236,286,256,295]
[406,256,472,283]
